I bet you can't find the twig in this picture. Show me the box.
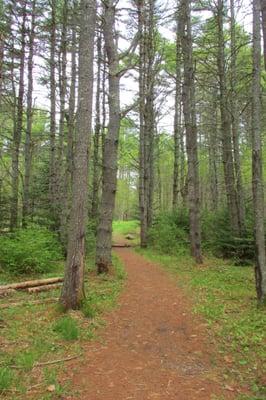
[34,354,80,367]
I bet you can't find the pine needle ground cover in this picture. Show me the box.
[0,255,125,399]
[138,249,266,400]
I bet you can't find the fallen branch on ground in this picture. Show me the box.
[0,277,63,292]
[34,354,80,367]
[112,244,131,248]
[27,283,62,293]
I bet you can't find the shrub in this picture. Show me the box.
[148,209,189,255]
[53,315,79,340]
[0,226,62,275]
[149,208,255,264]
[201,208,254,264]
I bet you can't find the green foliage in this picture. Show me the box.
[0,226,62,275]
[150,208,255,264]
[53,315,79,341]
[201,208,254,264]
[86,219,97,254]
[148,209,189,255]
[0,367,14,393]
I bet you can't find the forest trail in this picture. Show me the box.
[66,248,238,400]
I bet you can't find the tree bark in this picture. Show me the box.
[22,0,36,227]
[49,0,57,226]
[180,0,202,263]
[60,0,96,310]
[91,28,102,219]
[138,0,156,247]
[173,10,182,209]
[260,0,266,69]
[10,1,27,230]
[96,0,120,274]
[230,0,245,234]
[252,0,266,304]
[216,0,239,234]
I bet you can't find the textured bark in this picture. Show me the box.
[10,1,27,230]
[0,29,4,107]
[22,0,36,227]
[60,6,77,251]
[60,0,96,310]
[207,92,219,210]
[58,0,70,246]
[172,11,182,209]
[91,29,102,218]
[230,0,245,234]
[96,0,120,274]
[138,0,148,247]
[261,0,266,69]
[216,0,239,234]
[0,277,63,291]
[180,0,202,264]
[138,0,156,247]
[252,0,266,304]
[49,0,57,225]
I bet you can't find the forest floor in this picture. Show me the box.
[63,243,249,400]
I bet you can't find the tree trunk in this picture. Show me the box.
[173,10,182,209]
[216,0,239,234]
[10,1,27,230]
[260,0,266,69]
[252,0,266,304]
[180,0,202,263]
[22,0,36,227]
[96,0,120,274]
[138,0,156,247]
[49,0,57,227]
[230,0,245,234]
[91,29,102,219]
[60,0,96,310]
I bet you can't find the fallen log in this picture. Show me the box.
[0,297,58,309]
[112,244,131,248]
[0,277,63,292]
[27,283,62,293]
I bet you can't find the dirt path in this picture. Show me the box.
[66,249,238,399]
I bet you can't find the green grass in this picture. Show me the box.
[0,367,14,394]
[112,220,139,236]
[53,315,79,341]
[0,254,125,399]
[137,249,266,399]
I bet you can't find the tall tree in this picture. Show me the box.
[91,28,102,219]
[49,0,57,227]
[230,0,245,234]
[216,0,240,234]
[10,0,27,230]
[138,0,156,247]
[252,0,266,304]
[172,6,182,209]
[60,0,96,309]
[96,0,120,273]
[180,0,202,263]
[22,0,37,226]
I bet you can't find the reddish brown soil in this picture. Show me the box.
[65,249,240,399]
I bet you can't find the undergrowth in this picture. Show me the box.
[0,254,125,399]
